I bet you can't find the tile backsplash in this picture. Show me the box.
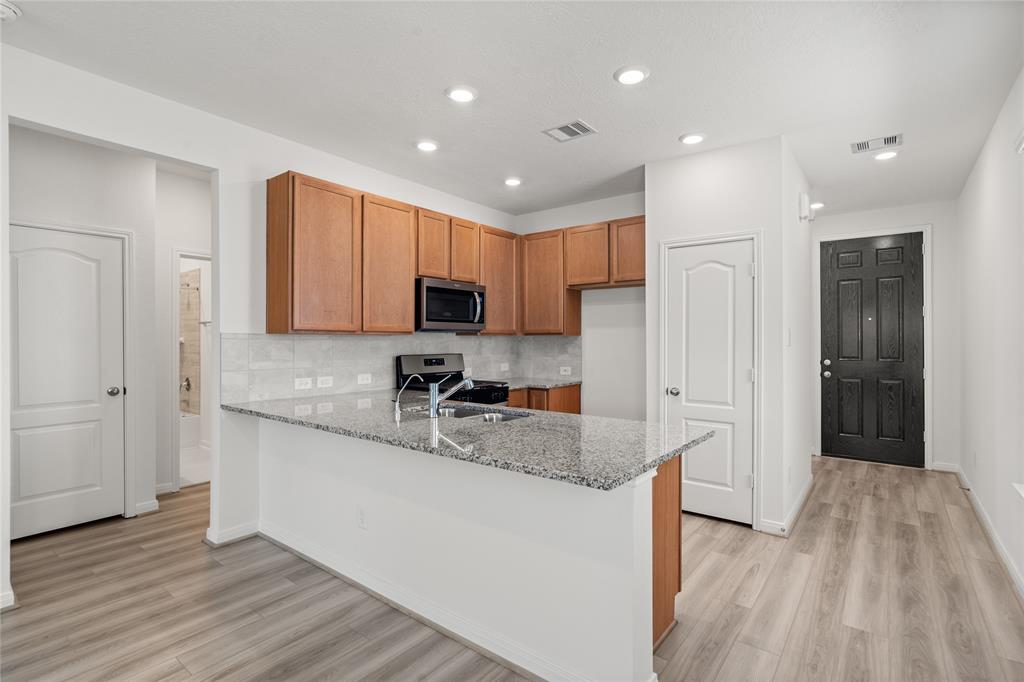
[221,333,581,404]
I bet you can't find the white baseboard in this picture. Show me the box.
[155,482,175,495]
[135,499,159,515]
[947,466,1024,603]
[0,589,15,610]
[204,521,259,546]
[929,461,961,473]
[259,520,587,682]
[760,472,813,537]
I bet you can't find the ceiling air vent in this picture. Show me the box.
[543,120,598,143]
[850,133,903,155]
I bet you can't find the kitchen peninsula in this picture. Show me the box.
[222,390,712,681]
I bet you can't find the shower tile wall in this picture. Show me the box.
[221,333,581,404]
[179,269,202,414]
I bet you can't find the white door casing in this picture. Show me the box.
[666,239,755,524]
[10,225,126,539]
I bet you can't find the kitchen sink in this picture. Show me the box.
[436,406,530,422]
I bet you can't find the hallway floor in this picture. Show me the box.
[656,456,1024,681]
[179,445,210,487]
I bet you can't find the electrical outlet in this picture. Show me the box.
[357,373,372,385]
[559,366,571,376]
[316,402,333,414]
[356,506,367,531]
[317,376,333,388]
[500,362,509,372]
[294,404,312,417]
[464,367,472,377]
[357,398,371,410]
[294,377,313,390]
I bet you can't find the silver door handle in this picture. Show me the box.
[822,359,831,366]
[822,371,832,379]
[472,292,482,323]
[667,387,680,396]
[107,386,121,396]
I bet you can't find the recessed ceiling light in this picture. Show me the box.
[679,133,705,145]
[614,66,649,86]
[504,177,522,187]
[874,151,898,161]
[810,202,825,210]
[416,140,438,152]
[446,86,477,103]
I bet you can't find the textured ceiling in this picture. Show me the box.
[3,2,1021,215]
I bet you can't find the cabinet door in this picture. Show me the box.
[522,229,566,333]
[417,209,450,279]
[611,216,646,283]
[527,389,548,410]
[268,173,362,333]
[479,226,518,335]
[507,388,525,408]
[363,194,416,333]
[565,223,610,286]
[546,385,581,414]
[450,219,480,283]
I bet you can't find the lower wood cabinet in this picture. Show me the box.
[526,385,580,414]
[362,194,417,333]
[507,388,526,408]
[652,456,681,646]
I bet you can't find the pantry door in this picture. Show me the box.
[10,225,126,539]
[665,238,755,524]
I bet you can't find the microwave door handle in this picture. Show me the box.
[472,292,482,323]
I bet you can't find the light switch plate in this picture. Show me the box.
[295,377,313,390]
[500,363,509,372]
[559,366,571,376]
[317,376,333,388]
[357,373,372,385]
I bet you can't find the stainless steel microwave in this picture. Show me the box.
[416,277,486,332]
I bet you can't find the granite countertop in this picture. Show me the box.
[505,377,583,390]
[222,390,713,491]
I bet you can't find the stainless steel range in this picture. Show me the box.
[394,353,509,405]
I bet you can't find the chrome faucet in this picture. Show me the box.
[429,376,474,418]
[394,373,423,422]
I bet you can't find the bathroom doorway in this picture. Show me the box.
[178,253,212,487]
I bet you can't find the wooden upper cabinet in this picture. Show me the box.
[363,194,417,333]
[478,226,518,335]
[450,219,480,283]
[565,223,610,286]
[266,171,362,333]
[416,209,450,279]
[611,215,646,284]
[522,229,580,335]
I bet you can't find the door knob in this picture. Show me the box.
[667,387,681,396]
[106,386,121,396]
[822,371,832,379]
[822,359,832,366]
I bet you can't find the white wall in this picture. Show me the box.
[956,67,1024,592]
[513,191,645,234]
[780,139,813,517]
[645,137,810,533]
[581,287,645,420]
[156,169,212,491]
[9,125,160,515]
[1,44,516,577]
[812,200,962,469]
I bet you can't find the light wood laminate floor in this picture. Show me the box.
[657,455,1024,682]
[1,484,524,681]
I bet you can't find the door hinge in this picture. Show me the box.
[923,429,927,442]
[922,305,926,318]
[922,243,926,256]
[749,262,756,278]
[123,386,127,396]
[922,368,926,380]
[749,368,757,383]
[746,474,755,489]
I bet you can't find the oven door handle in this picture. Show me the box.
[472,292,482,323]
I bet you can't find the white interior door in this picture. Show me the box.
[10,225,126,539]
[666,239,755,524]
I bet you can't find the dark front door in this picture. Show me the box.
[820,232,925,467]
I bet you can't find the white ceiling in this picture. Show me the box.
[3,2,1021,215]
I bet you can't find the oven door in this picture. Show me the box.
[417,277,485,331]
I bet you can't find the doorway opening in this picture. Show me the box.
[816,230,929,468]
[177,253,212,487]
